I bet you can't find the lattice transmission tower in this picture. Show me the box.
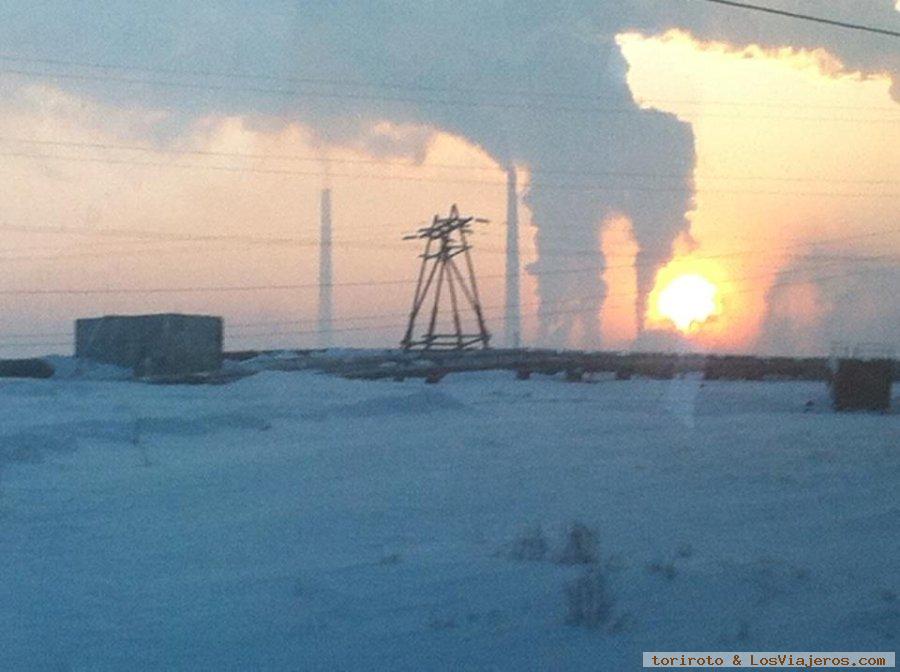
[400,205,491,351]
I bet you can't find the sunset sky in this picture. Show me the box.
[0,2,897,357]
[618,29,900,354]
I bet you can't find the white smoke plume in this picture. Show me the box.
[0,1,896,346]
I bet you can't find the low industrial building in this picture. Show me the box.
[830,358,893,412]
[75,313,223,377]
[0,358,54,379]
[703,355,766,381]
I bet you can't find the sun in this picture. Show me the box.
[656,274,718,333]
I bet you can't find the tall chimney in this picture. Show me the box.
[505,166,521,348]
[317,188,333,348]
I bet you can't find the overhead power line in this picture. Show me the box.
[1,261,895,341]
[224,258,898,335]
[0,264,894,350]
[1,135,898,186]
[0,222,896,267]
[690,0,900,38]
[0,268,829,340]
[3,149,899,199]
[171,264,900,343]
[1,52,898,113]
[0,229,896,265]
[2,66,899,123]
[0,228,895,298]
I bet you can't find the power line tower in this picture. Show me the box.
[400,204,491,351]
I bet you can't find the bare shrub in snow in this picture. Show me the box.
[427,615,456,630]
[604,552,627,573]
[746,559,810,605]
[609,612,635,634]
[505,521,622,630]
[131,417,152,467]
[647,560,677,581]
[879,589,897,603]
[564,568,615,628]
[676,542,694,559]
[292,579,305,598]
[557,522,598,565]
[508,525,548,561]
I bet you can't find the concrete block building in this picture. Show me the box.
[830,359,893,412]
[75,314,223,377]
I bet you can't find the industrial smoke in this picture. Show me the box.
[3,1,897,346]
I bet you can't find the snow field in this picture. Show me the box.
[0,370,897,670]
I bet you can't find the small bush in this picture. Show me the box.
[557,523,598,565]
[427,616,456,630]
[647,561,677,581]
[676,543,694,559]
[879,589,897,603]
[509,526,549,562]
[564,568,615,628]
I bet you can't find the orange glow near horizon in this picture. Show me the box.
[619,30,900,352]
[655,274,718,333]
[1,28,898,355]
[645,255,731,340]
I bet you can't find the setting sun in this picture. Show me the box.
[656,274,718,333]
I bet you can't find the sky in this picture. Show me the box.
[0,1,898,357]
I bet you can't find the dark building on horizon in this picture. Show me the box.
[75,313,223,377]
[830,358,893,412]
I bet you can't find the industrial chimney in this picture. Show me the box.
[505,166,521,348]
[317,188,333,348]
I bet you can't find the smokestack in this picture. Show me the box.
[317,188,333,348]
[505,166,521,348]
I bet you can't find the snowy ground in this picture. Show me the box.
[1,369,897,670]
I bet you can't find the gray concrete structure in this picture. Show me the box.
[75,314,223,377]
[830,358,892,412]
